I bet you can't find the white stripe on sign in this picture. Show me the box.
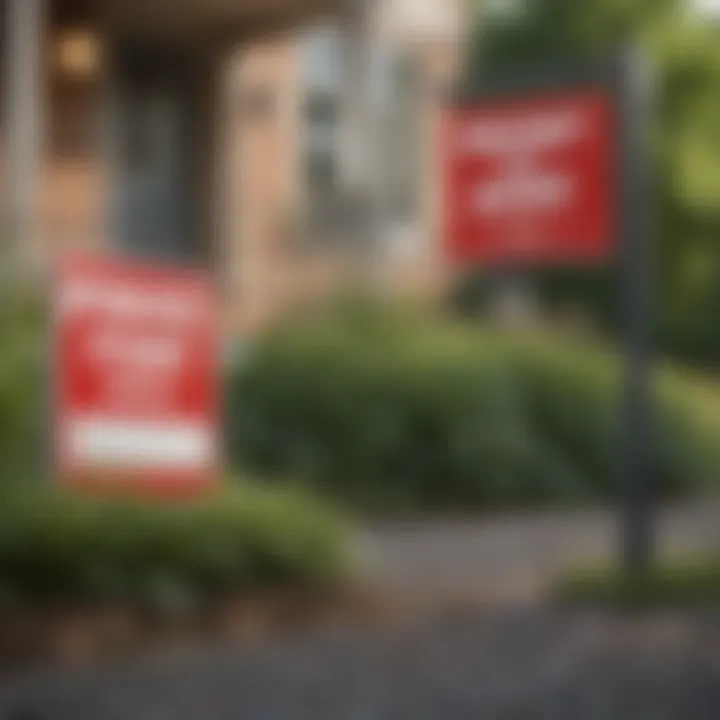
[68,419,213,469]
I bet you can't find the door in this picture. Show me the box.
[111,43,200,260]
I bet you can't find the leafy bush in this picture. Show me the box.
[0,483,351,610]
[228,305,720,511]
[0,289,45,482]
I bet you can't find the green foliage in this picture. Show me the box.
[475,0,677,72]
[468,0,720,363]
[450,267,619,334]
[558,557,720,607]
[228,307,720,511]
[0,483,350,610]
[0,288,46,482]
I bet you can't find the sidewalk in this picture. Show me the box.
[360,500,720,604]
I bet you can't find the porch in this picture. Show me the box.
[1,0,375,296]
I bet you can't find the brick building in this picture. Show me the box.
[1,0,466,332]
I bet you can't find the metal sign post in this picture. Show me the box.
[617,48,654,575]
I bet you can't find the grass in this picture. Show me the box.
[557,557,720,608]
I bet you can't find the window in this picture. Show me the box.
[300,25,342,95]
[381,49,423,222]
[299,25,343,237]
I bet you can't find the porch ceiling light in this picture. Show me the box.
[54,29,102,79]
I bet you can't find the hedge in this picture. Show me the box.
[0,483,351,612]
[228,303,720,511]
[0,289,45,481]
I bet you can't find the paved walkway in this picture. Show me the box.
[1,610,720,719]
[359,500,720,604]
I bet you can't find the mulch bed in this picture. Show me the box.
[0,590,404,675]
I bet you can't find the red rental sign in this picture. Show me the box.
[442,90,615,265]
[54,254,219,497]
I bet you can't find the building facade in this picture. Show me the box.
[1,0,465,332]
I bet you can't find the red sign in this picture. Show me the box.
[442,91,615,266]
[54,254,219,497]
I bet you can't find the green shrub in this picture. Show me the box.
[228,305,720,511]
[0,483,351,610]
[0,289,45,482]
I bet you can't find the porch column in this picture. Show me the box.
[3,0,46,271]
[338,0,378,269]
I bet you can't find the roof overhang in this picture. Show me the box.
[55,0,340,44]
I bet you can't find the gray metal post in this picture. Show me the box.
[618,47,655,575]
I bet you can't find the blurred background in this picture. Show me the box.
[3,0,720,718]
